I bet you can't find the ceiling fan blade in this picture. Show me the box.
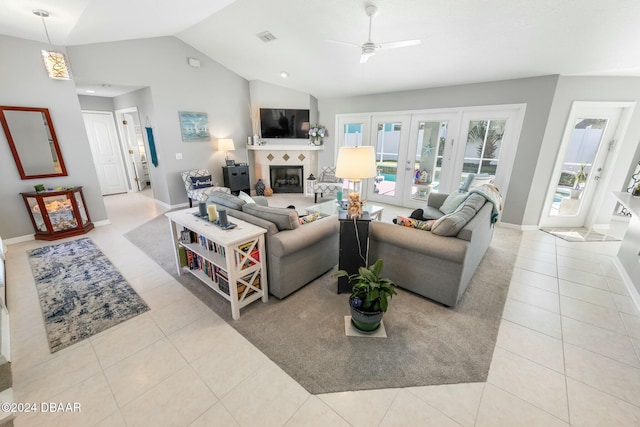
[377,39,421,50]
[360,52,374,63]
[326,39,361,48]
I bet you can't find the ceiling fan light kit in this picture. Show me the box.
[327,2,421,63]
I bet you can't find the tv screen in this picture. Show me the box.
[260,108,310,139]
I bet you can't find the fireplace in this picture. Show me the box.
[269,166,304,193]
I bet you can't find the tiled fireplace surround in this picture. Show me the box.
[248,145,320,194]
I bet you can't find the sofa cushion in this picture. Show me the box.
[206,190,246,211]
[461,193,486,211]
[190,175,213,189]
[242,203,299,231]
[431,205,477,236]
[439,192,469,214]
[238,191,255,204]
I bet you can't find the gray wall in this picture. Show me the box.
[67,36,252,206]
[0,35,108,239]
[318,76,560,225]
[78,95,115,112]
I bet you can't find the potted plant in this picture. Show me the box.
[570,164,587,199]
[334,259,396,333]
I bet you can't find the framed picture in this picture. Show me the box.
[178,111,210,141]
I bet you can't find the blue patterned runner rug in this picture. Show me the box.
[28,237,149,353]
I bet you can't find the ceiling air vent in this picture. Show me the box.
[256,31,277,42]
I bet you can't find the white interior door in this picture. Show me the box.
[122,113,146,191]
[82,112,128,195]
[540,103,625,228]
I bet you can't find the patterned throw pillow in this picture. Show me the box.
[190,175,213,189]
[395,216,434,231]
[299,212,321,225]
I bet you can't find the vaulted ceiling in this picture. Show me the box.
[2,0,640,98]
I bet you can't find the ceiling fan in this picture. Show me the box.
[327,3,421,63]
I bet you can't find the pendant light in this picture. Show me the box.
[33,9,72,80]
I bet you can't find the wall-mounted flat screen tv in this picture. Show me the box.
[260,108,310,139]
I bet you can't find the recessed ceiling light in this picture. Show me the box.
[280,71,289,78]
[101,83,111,88]
[85,90,96,93]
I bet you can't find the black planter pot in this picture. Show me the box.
[349,298,383,332]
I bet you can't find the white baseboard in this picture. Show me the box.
[498,221,538,231]
[612,258,640,311]
[94,220,111,227]
[4,235,33,246]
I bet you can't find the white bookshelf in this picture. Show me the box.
[166,208,268,319]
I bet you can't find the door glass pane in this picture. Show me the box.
[343,123,363,147]
[411,121,447,201]
[460,119,505,190]
[547,118,607,217]
[373,122,401,197]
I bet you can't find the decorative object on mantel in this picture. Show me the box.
[309,124,326,145]
[255,179,266,196]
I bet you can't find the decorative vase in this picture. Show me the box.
[255,179,265,196]
[349,297,383,332]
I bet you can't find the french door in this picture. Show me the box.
[402,113,459,207]
[336,105,525,209]
[540,103,626,228]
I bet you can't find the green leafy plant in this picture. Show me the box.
[574,164,587,190]
[335,259,397,313]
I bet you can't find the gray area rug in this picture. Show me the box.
[28,238,149,353]
[125,214,521,394]
[541,227,621,242]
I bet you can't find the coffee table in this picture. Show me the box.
[306,200,384,221]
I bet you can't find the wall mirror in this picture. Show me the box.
[0,106,67,179]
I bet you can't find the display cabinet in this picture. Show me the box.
[21,186,94,240]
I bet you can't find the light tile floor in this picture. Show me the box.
[4,192,640,426]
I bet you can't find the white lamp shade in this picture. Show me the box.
[335,146,377,180]
[218,138,235,151]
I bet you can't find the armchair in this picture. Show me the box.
[313,166,343,203]
[181,169,230,207]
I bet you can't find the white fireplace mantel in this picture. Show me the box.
[247,144,324,151]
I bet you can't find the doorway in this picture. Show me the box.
[82,111,129,195]
[115,107,151,193]
[540,102,634,229]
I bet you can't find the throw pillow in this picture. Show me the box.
[439,192,469,215]
[431,205,477,236]
[395,216,434,231]
[190,175,213,189]
[238,191,255,204]
[299,212,321,225]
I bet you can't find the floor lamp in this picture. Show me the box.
[335,146,377,219]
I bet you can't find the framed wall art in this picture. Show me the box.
[178,111,210,141]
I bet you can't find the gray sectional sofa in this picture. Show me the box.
[205,191,339,299]
[368,192,495,307]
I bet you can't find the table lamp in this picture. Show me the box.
[335,146,377,218]
[219,138,236,165]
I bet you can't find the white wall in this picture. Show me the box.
[0,35,108,239]
[67,36,252,206]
